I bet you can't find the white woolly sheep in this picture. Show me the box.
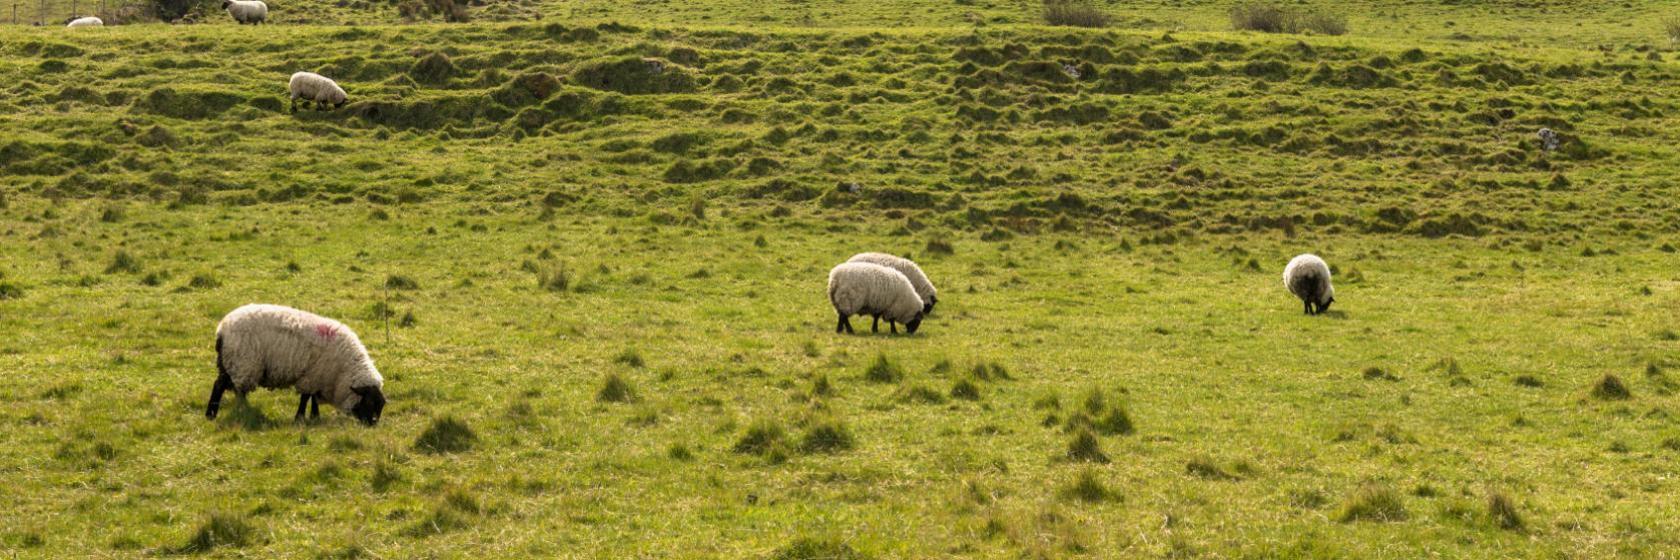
[1282,254,1335,315]
[288,71,348,114]
[66,16,103,27]
[223,0,268,24]
[206,304,386,425]
[828,262,924,334]
[847,252,938,314]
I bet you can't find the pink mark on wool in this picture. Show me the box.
[315,324,338,339]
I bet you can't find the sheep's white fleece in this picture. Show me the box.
[288,72,347,105]
[847,252,936,308]
[217,304,382,412]
[828,262,923,324]
[226,0,268,24]
[1282,254,1333,305]
[66,17,103,27]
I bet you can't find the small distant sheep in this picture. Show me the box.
[846,252,937,314]
[1282,254,1335,315]
[1537,128,1560,151]
[223,0,268,24]
[66,16,103,27]
[287,71,348,113]
[206,304,386,425]
[828,262,924,334]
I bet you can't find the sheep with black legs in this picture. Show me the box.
[846,252,937,314]
[206,304,386,425]
[223,0,268,24]
[287,71,348,113]
[828,262,924,335]
[1283,254,1335,315]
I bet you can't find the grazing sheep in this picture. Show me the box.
[66,16,103,27]
[287,71,348,114]
[847,252,937,314]
[223,0,268,24]
[828,262,924,334]
[1282,254,1335,315]
[206,304,386,425]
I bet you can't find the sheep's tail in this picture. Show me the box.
[206,335,231,420]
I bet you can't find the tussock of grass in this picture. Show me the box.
[370,461,403,493]
[1590,374,1631,400]
[864,354,902,383]
[770,537,869,560]
[1185,456,1238,480]
[950,379,981,401]
[895,384,947,405]
[105,250,139,274]
[1042,0,1109,28]
[414,416,477,454]
[799,420,855,454]
[1058,469,1119,503]
[384,274,420,290]
[1335,485,1408,523]
[175,512,254,553]
[597,373,637,403]
[667,443,694,461]
[1066,429,1109,463]
[733,419,787,456]
[1486,490,1523,531]
[810,374,834,398]
[1231,3,1348,35]
[537,263,570,292]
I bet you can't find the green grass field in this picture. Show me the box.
[4,1,1680,557]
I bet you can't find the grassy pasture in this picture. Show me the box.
[3,2,1680,558]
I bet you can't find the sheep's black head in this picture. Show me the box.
[905,313,923,334]
[1319,296,1335,314]
[923,294,937,315]
[334,98,348,109]
[221,0,230,8]
[351,385,385,426]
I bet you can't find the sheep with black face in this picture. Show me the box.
[1282,254,1335,315]
[828,262,925,335]
[206,304,386,425]
[846,252,937,314]
[287,71,348,113]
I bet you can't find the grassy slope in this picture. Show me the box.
[3,3,1680,559]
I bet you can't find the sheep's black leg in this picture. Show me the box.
[294,393,310,421]
[871,315,879,333]
[1303,300,1312,315]
[206,371,232,420]
[836,312,848,334]
[289,96,297,114]
[890,321,898,334]
[310,394,320,419]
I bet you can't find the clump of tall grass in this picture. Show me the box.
[1230,3,1348,35]
[1043,0,1110,28]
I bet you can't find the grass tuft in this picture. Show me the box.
[864,354,902,383]
[1590,374,1631,400]
[1486,490,1523,531]
[414,416,478,454]
[770,537,870,560]
[597,373,638,403]
[1058,469,1119,503]
[950,379,981,401]
[733,419,788,456]
[1066,429,1110,463]
[800,420,856,453]
[176,511,254,553]
[614,349,646,368]
[1042,0,1109,28]
[1231,3,1348,35]
[1335,485,1408,523]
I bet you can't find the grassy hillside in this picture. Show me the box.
[4,4,1680,559]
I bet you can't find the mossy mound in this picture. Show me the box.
[131,87,247,120]
[571,57,695,95]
